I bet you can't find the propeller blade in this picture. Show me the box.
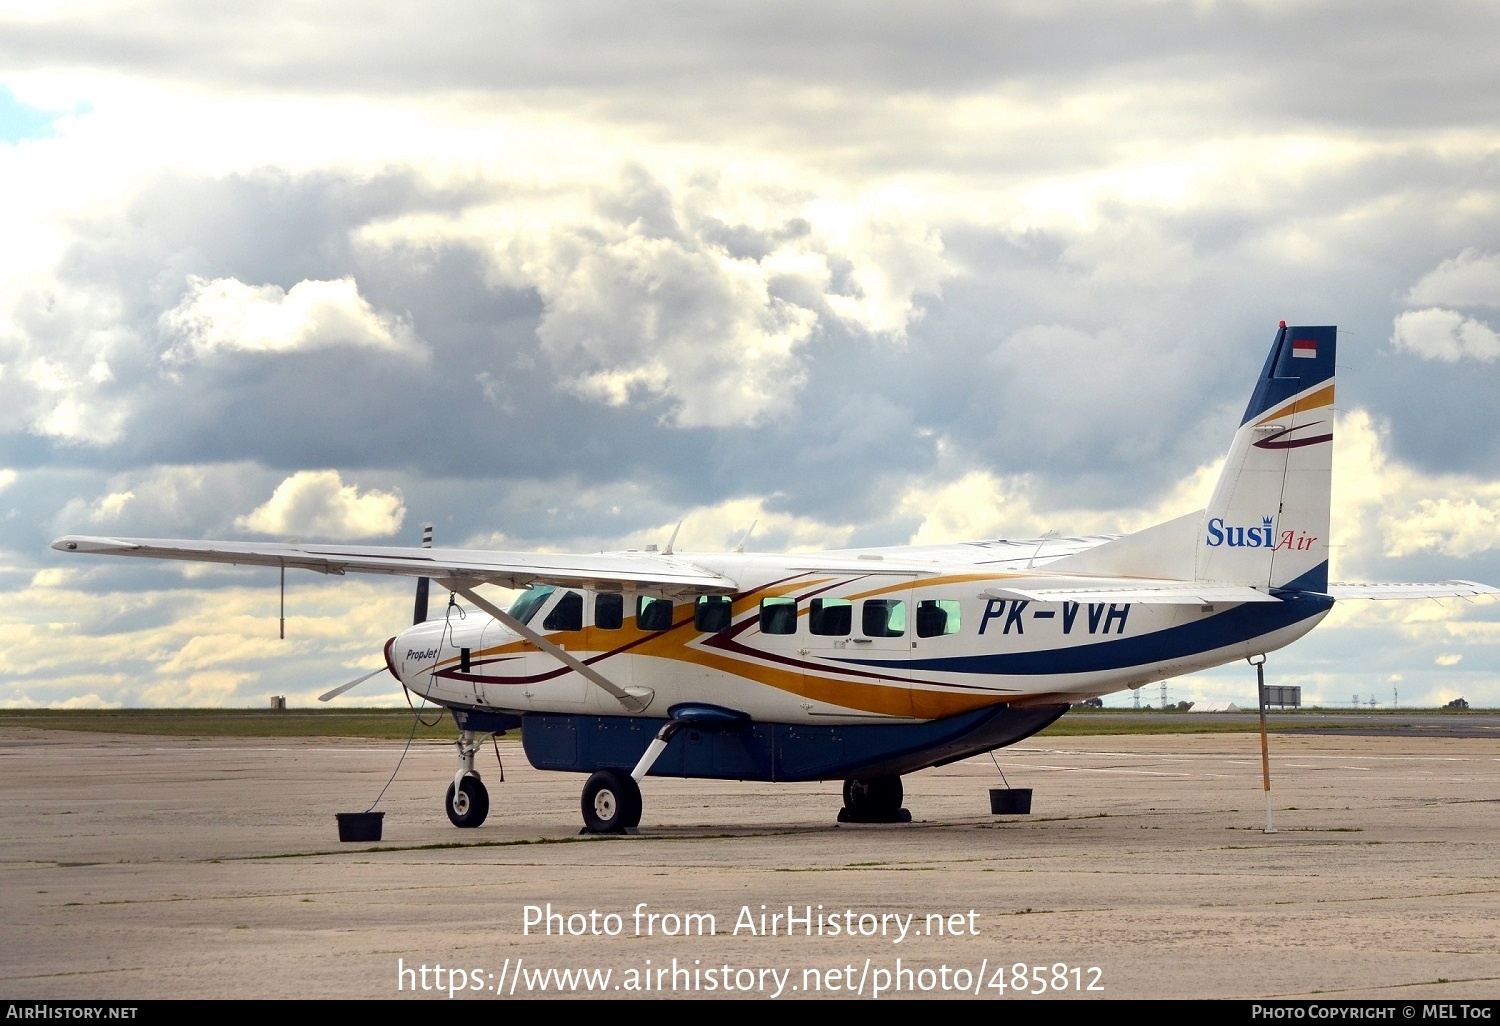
[318,667,387,703]
[413,522,433,624]
[413,577,430,624]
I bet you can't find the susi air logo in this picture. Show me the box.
[1206,516,1320,551]
[1206,516,1277,548]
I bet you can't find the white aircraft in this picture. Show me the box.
[53,323,1495,833]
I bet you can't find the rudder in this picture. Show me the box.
[1196,323,1336,592]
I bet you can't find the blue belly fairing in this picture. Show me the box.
[517,703,1069,782]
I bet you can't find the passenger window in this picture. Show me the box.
[637,596,674,632]
[809,598,852,636]
[595,592,623,630]
[695,595,733,632]
[759,597,797,635]
[862,599,905,638]
[915,599,961,638]
[543,591,583,631]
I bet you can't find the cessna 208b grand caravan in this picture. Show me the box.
[53,324,1495,833]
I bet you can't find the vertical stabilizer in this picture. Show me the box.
[1196,323,1335,592]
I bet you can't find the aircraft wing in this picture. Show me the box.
[50,535,737,594]
[980,579,1282,604]
[1324,581,1499,600]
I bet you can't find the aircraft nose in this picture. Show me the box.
[383,637,400,681]
[387,620,451,694]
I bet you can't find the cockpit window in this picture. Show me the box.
[505,585,556,626]
[543,591,584,631]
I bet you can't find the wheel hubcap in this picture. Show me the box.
[593,789,617,819]
[453,790,470,816]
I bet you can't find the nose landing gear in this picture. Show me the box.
[446,775,490,827]
[446,728,492,828]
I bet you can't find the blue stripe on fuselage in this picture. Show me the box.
[835,590,1334,676]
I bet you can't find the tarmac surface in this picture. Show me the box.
[2,724,1498,1001]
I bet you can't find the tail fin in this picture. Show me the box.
[1046,323,1335,593]
[1196,323,1335,592]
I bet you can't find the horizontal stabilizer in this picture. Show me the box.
[981,579,1281,605]
[1325,581,1499,600]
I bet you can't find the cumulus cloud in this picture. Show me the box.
[234,470,404,539]
[160,275,422,361]
[527,228,818,427]
[1382,494,1500,559]
[1329,409,1500,565]
[48,464,279,539]
[87,489,134,521]
[7,351,131,446]
[5,2,1500,711]
[1405,249,1500,308]
[463,167,948,428]
[893,452,1220,549]
[1390,308,1500,363]
[632,494,858,554]
[897,470,1044,545]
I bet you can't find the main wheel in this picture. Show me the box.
[580,769,642,833]
[842,775,904,822]
[446,775,490,828]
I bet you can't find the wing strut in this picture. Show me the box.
[443,582,649,714]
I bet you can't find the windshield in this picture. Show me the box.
[505,585,556,626]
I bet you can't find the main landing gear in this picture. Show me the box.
[839,775,911,824]
[581,769,643,834]
[575,711,693,834]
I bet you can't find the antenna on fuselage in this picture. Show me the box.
[663,520,682,556]
[735,520,758,553]
[1026,530,1059,569]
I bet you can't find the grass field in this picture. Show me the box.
[0,707,460,741]
[0,706,1485,740]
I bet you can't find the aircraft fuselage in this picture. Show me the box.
[392,555,1332,729]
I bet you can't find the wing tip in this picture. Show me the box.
[51,535,130,554]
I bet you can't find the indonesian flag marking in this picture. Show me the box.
[1292,338,1317,359]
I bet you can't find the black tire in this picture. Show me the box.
[581,769,642,833]
[446,775,490,828]
[843,775,903,819]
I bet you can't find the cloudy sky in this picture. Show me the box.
[2,0,1498,712]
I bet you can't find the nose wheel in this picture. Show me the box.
[446,775,490,828]
[580,769,642,834]
[445,728,492,828]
